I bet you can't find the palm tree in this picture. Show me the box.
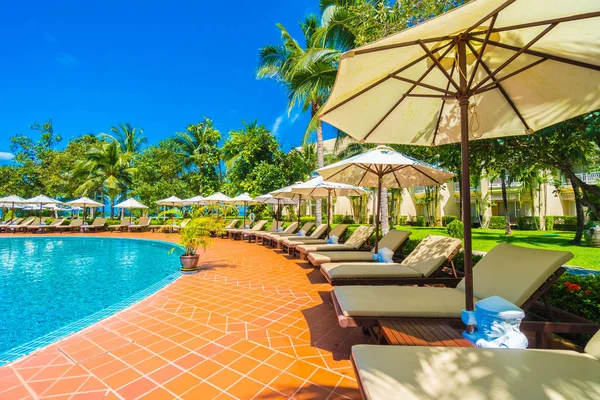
[102,123,146,154]
[257,15,340,225]
[74,141,136,217]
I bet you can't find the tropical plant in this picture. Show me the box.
[102,123,147,154]
[447,219,464,239]
[174,216,223,256]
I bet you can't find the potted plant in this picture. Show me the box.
[173,216,224,274]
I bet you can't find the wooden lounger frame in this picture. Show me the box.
[332,267,567,329]
[323,244,462,286]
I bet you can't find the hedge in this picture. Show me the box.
[333,214,356,224]
[488,216,506,230]
[441,215,457,226]
[415,216,427,227]
[553,216,577,231]
[517,216,540,230]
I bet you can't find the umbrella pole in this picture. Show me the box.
[243,201,247,227]
[327,190,332,236]
[458,38,475,319]
[297,195,301,226]
[11,202,14,223]
[375,175,382,253]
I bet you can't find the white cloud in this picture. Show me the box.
[55,52,80,68]
[290,111,300,124]
[44,32,57,43]
[0,152,14,161]
[272,115,284,136]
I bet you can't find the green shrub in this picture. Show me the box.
[547,274,600,323]
[554,216,577,231]
[447,220,464,239]
[397,216,407,226]
[441,216,457,226]
[300,216,316,225]
[488,216,506,230]
[106,219,122,226]
[545,216,555,231]
[415,216,426,227]
[517,216,540,230]
[333,214,355,224]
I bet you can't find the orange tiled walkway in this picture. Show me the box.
[0,233,373,399]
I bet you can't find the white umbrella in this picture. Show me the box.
[317,146,454,252]
[67,197,104,220]
[272,179,328,227]
[255,193,298,226]
[229,193,257,227]
[23,195,62,219]
[318,0,600,314]
[114,198,148,223]
[203,192,232,203]
[182,195,206,206]
[0,195,25,222]
[289,176,368,234]
[156,196,184,222]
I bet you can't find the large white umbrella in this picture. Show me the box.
[255,193,298,226]
[203,192,232,203]
[318,0,600,313]
[317,146,454,252]
[182,195,206,206]
[114,198,148,223]
[271,180,327,226]
[67,197,104,220]
[156,196,184,221]
[0,195,25,222]
[23,195,62,219]
[229,193,257,227]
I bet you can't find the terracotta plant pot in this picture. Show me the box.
[180,254,200,274]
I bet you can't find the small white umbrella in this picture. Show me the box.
[255,193,298,227]
[23,195,62,219]
[0,195,25,222]
[182,195,206,206]
[156,196,184,222]
[317,145,454,252]
[203,192,232,203]
[290,176,368,234]
[271,180,327,226]
[228,193,257,227]
[67,197,104,220]
[114,198,148,223]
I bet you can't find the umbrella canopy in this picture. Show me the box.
[182,195,206,206]
[318,0,600,316]
[114,198,148,209]
[318,146,453,252]
[0,195,26,222]
[228,193,257,227]
[155,196,184,206]
[255,194,298,205]
[271,179,328,200]
[203,192,232,203]
[23,195,62,205]
[66,197,104,208]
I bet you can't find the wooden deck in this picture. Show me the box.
[378,318,474,347]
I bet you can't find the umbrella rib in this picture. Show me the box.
[464,0,516,34]
[411,165,444,185]
[358,168,370,187]
[322,163,357,182]
[319,42,454,118]
[470,36,600,72]
[470,11,600,35]
[471,57,547,95]
[352,35,456,56]
[390,76,454,95]
[467,13,497,89]
[471,23,558,92]
[418,40,461,92]
[362,42,457,142]
[467,42,531,131]
[392,170,403,189]
[432,60,457,145]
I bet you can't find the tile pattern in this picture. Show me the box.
[0,232,372,399]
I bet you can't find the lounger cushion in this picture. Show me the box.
[400,236,462,276]
[374,230,411,253]
[352,345,600,400]
[585,331,600,359]
[345,226,374,249]
[322,262,423,279]
[298,244,354,253]
[334,286,478,318]
[456,243,573,306]
[308,251,375,266]
[282,238,327,247]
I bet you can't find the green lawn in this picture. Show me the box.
[394,226,600,271]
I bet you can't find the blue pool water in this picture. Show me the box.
[0,237,183,356]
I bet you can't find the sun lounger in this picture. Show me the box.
[247,221,282,242]
[219,219,239,237]
[55,218,84,233]
[331,243,573,328]
[128,216,151,232]
[28,218,65,233]
[321,235,462,285]
[307,229,411,267]
[296,225,374,260]
[256,222,299,245]
[351,329,600,400]
[0,218,23,231]
[228,220,267,239]
[8,217,39,233]
[151,218,191,233]
[108,217,130,232]
[280,223,330,253]
[79,218,107,232]
[263,222,316,248]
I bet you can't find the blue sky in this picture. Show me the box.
[0,0,333,162]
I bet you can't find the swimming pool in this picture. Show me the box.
[0,237,183,361]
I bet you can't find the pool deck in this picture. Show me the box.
[0,232,370,399]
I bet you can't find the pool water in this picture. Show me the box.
[0,237,183,355]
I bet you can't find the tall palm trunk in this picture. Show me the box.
[570,178,585,245]
[313,105,324,226]
[501,173,512,235]
[380,188,389,234]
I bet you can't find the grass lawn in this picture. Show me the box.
[394,225,600,271]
